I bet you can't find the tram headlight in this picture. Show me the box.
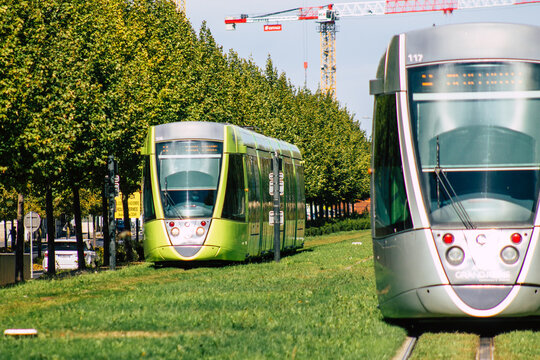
[170,227,180,237]
[196,227,205,237]
[501,246,519,265]
[446,246,464,266]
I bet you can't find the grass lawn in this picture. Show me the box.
[0,230,407,359]
[5,230,538,359]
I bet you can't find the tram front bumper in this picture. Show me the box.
[379,284,540,318]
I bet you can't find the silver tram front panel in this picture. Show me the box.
[370,23,540,318]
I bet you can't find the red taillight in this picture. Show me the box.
[169,221,175,227]
[511,233,522,244]
[443,233,454,244]
[201,221,207,226]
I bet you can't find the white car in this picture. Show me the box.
[42,239,96,271]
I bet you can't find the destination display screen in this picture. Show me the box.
[157,140,222,156]
[409,62,540,93]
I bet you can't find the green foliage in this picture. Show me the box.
[95,240,144,266]
[0,185,17,220]
[306,216,371,237]
[0,0,371,226]
[94,246,104,267]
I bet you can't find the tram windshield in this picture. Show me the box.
[409,62,540,228]
[156,140,222,218]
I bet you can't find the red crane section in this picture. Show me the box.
[225,0,540,96]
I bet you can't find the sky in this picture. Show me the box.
[187,1,540,135]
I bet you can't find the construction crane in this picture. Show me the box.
[225,0,540,97]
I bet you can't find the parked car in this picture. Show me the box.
[42,239,96,271]
[24,242,48,259]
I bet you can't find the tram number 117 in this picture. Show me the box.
[408,53,424,63]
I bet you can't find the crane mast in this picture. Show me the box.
[225,0,539,97]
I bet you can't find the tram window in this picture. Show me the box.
[409,62,540,227]
[143,156,156,221]
[372,94,413,237]
[222,154,246,222]
[156,140,222,219]
[246,155,261,223]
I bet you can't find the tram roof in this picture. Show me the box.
[153,121,225,142]
[405,23,540,65]
[371,23,540,96]
[151,121,302,159]
[232,125,302,159]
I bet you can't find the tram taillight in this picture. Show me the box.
[443,233,454,244]
[511,233,522,244]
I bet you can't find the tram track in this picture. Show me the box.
[476,337,494,360]
[392,336,417,360]
[392,334,494,360]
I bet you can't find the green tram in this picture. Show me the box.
[141,121,306,262]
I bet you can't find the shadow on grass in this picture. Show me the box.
[386,317,540,337]
[153,248,308,270]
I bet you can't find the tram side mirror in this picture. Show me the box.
[370,79,384,95]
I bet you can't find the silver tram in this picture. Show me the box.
[370,23,540,318]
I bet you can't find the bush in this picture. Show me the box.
[305,215,370,237]
[94,246,104,267]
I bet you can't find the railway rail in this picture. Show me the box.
[392,336,417,360]
[477,337,494,360]
[392,334,495,360]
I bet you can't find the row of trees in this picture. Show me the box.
[0,0,370,278]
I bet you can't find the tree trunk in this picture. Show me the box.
[46,186,56,275]
[72,185,86,271]
[92,215,96,244]
[15,193,24,283]
[135,218,139,242]
[3,219,6,250]
[10,219,15,249]
[102,184,110,267]
[122,193,133,262]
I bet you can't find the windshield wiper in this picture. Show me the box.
[163,178,184,220]
[435,136,475,230]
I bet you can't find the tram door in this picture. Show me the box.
[283,158,296,249]
[246,154,261,257]
[259,153,273,252]
[295,163,306,247]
